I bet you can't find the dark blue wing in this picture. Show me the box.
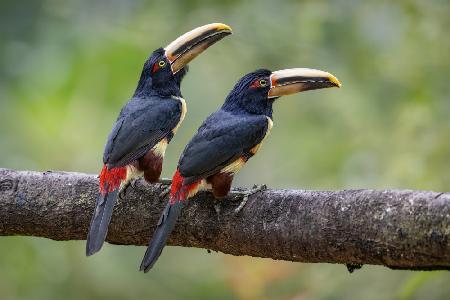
[178,110,269,183]
[103,96,182,168]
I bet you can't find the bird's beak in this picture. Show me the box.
[164,23,232,74]
[268,68,341,98]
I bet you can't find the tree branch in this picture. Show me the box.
[0,168,449,270]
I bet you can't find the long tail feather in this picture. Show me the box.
[86,187,119,256]
[139,200,183,272]
[86,165,126,256]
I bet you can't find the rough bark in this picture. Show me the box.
[0,168,449,270]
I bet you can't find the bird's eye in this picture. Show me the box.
[158,60,166,67]
[250,78,269,89]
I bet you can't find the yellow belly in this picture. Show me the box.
[152,138,168,157]
[221,157,247,174]
[186,179,212,198]
[120,164,143,191]
[172,96,187,135]
[250,116,273,155]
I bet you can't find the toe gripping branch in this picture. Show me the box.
[233,184,267,213]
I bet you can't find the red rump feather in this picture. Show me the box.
[99,165,127,194]
[169,169,199,204]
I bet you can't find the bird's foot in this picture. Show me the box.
[159,186,171,198]
[130,178,140,190]
[214,198,222,216]
[159,178,172,185]
[233,184,267,214]
[119,179,135,200]
[158,178,172,198]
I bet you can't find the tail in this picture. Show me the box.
[139,169,198,272]
[86,165,126,256]
[139,201,183,272]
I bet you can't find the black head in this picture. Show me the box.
[222,69,274,117]
[134,48,188,98]
[133,23,232,99]
[222,68,342,117]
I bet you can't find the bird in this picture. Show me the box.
[86,23,232,256]
[140,67,342,272]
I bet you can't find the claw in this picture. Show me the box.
[214,199,221,216]
[234,184,267,214]
[159,178,172,186]
[119,181,132,200]
[157,178,172,198]
[131,178,139,189]
[159,186,171,198]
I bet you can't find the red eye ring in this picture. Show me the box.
[250,78,268,89]
[152,64,159,73]
[152,60,167,74]
[152,63,160,73]
[250,80,261,88]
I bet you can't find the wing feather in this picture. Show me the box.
[103,97,182,168]
[178,110,269,183]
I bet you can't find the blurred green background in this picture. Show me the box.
[1,0,449,299]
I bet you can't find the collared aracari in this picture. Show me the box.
[86,23,232,256]
[140,67,341,272]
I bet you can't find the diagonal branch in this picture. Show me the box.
[0,168,449,270]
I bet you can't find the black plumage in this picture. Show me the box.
[86,49,187,256]
[86,23,233,257]
[103,95,183,168]
[178,69,274,183]
[179,110,269,184]
[140,66,341,271]
[140,69,274,271]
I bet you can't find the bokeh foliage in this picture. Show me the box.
[0,0,449,299]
